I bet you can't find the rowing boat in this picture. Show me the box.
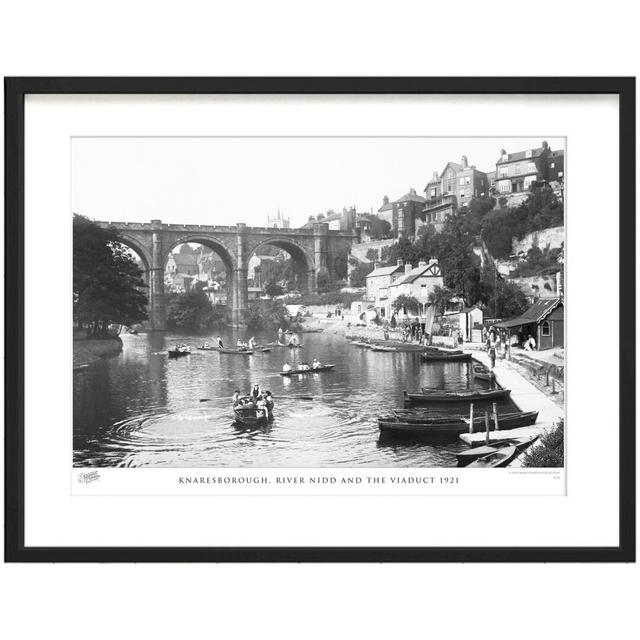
[403,388,510,404]
[456,435,538,466]
[279,364,335,376]
[168,349,191,358]
[421,352,472,362]
[219,348,254,355]
[392,410,538,427]
[466,445,518,468]
[377,411,538,436]
[233,406,271,428]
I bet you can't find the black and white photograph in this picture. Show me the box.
[72,136,566,471]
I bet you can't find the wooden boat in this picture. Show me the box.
[403,388,510,404]
[197,345,218,351]
[466,445,518,468]
[421,351,471,362]
[456,435,539,466]
[378,411,538,436]
[219,348,254,355]
[392,410,538,427]
[300,328,324,333]
[233,406,271,428]
[168,348,191,358]
[280,364,335,376]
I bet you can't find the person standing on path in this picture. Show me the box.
[488,343,497,370]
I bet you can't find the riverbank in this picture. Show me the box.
[73,336,123,370]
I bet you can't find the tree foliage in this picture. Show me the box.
[166,290,225,330]
[522,420,564,468]
[264,282,285,297]
[245,299,291,330]
[349,262,375,287]
[73,214,148,334]
[367,215,392,239]
[510,244,563,277]
[392,295,420,315]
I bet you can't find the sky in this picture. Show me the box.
[72,137,565,228]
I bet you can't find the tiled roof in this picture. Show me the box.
[520,297,562,322]
[378,202,393,212]
[366,264,404,278]
[497,147,546,165]
[390,262,442,286]
[393,191,427,204]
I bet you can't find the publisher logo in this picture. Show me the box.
[78,470,101,484]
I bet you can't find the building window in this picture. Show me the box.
[498,167,508,178]
[459,191,465,198]
[465,176,471,185]
[550,162,555,168]
[541,321,551,337]
[528,162,537,173]
[459,177,465,186]
[515,164,521,175]
[430,188,436,197]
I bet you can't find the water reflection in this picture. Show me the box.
[74,329,498,468]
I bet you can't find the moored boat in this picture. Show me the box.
[378,411,538,437]
[456,434,538,466]
[421,351,472,362]
[392,409,537,427]
[279,364,335,376]
[219,348,254,355]
[403,388,510,404]
[466,445,518,468]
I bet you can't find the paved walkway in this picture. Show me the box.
[460,352,564,460]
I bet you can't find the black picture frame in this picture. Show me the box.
[4,76,636,563]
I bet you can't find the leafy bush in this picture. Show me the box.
[349,262,375,287]
[264,282,284,297]
[245,299,290,330]
[521,420,564,468]
[166,290,226,330]
[392,294,420,315]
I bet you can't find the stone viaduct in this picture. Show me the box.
[95,220,356,329]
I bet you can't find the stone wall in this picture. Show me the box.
[349,238,396,263]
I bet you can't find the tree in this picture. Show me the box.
[166,290,223,329]
[392,295,420,315]
[484,274,529,319]
[264,282,284,297]
[428,285,455,315]
[245,299,290,330]
[73,214,148,335]
[349,262,374,287]
[368,215,392,239]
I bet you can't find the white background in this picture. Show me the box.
[1,2,638,640]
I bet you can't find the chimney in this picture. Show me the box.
[418,260,427,268]
[397,258,404,267]
[405,263,412,274]
[462,155,468,168]
[556,270,563,298]
[409,187,416,196]
[308,215,315,222]
[429,257,438,265]
[432,171,439,180]
[383,195,389,205]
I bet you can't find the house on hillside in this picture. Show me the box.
[496,297,564,351]
[385,259,444,318]
[365,260,406,307]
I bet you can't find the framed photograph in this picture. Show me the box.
[5,77,635,562]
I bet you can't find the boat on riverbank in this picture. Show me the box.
[378,411,538,437]
[403,388,510,404]
[219,348,254,355]
[456,435,538,466]
[421,351,471,362]
[466,445,518,468]
[392,409,538,427]
[279,364,335,376]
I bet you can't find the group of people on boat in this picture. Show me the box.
[233,384,274,419]
[173,343,191,353]
[282,357,322,372]
[236,336,257,350]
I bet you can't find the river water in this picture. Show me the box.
[74,329,515,468]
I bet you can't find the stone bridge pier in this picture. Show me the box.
[95,219,356,329]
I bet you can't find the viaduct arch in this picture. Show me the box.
[96,219,356,328]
